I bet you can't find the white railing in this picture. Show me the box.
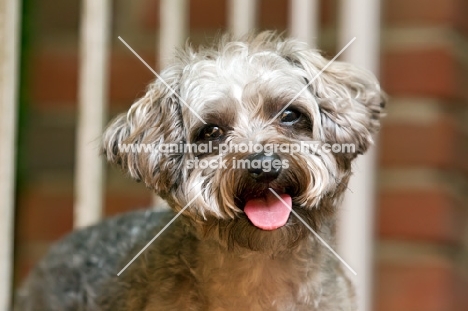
[159,0,189,68]
[289,0,319,45]
[0,0,21,309]
[338,1,381,310]
[0,1,380,310]
[74,0,111,228]
[228,0,257,37]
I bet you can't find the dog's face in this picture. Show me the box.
[102,33,385,253]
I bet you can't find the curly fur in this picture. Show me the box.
[16,32,385,311]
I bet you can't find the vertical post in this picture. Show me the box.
[155,0,188,208]
[159,0,189,68]
[0,0,21,308]
[228,0,258,37]
[75,0,111,228]
[337,0,381,311]
[289,0,319,45]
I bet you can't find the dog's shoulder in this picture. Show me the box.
[15,208,175,311]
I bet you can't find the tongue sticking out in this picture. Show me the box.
[244,191,292,230]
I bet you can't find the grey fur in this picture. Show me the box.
[16,32,385,310]
[15,210,174,310]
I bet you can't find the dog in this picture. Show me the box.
[16,32,385,310]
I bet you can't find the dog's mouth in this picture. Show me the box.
[242,190,292,231]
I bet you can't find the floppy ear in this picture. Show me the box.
[316,61,386,156]
[280,40,386,158]
[102,78,185,195]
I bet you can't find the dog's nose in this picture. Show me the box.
[247,153,282,183]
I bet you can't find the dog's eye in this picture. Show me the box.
[279,109,301,124]
[198,125,224,140]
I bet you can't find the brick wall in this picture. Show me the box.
[14,0,468,310]
[377,0,468,310]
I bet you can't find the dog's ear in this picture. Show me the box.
[316,60,386,157]
[280,41,386,158]
[102,77,185,194]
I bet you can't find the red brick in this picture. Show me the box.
[259,0,288,30]
[16,189,74,242]
[455,276,468,311]
[16,187,154,239]
[142,0,227,31]
[377,189,462,243]
[455,0,468,37]
[383,0,456,26]
[31,51,78,105]
[381,48,459,99]
[141,0,160,29]
[109,52,156,103]
[105,192,152,216]
[320,0,337,27]
[376,258,457,311]
[456,61,468,101]
[14,241,51,286]
[455,131,468,175]
[142,0,337,33]
[31,50,156,107]
[379,117,457,168]
[14,257,38,286]
[37,0,80,33]
[190,0,227,30]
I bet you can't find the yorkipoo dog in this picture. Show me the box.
[17,32,385,311]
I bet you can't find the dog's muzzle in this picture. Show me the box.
[241,152,292,231]
[247,153,282,183]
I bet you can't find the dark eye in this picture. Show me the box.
[279,109,301,124]
[198,125,224,141]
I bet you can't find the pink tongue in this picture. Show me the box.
[244,191,292,230]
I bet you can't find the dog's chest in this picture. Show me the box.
[196,253,320,310]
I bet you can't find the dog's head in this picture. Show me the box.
[102,32,385,253]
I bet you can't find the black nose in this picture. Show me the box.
[247,153,282,183]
